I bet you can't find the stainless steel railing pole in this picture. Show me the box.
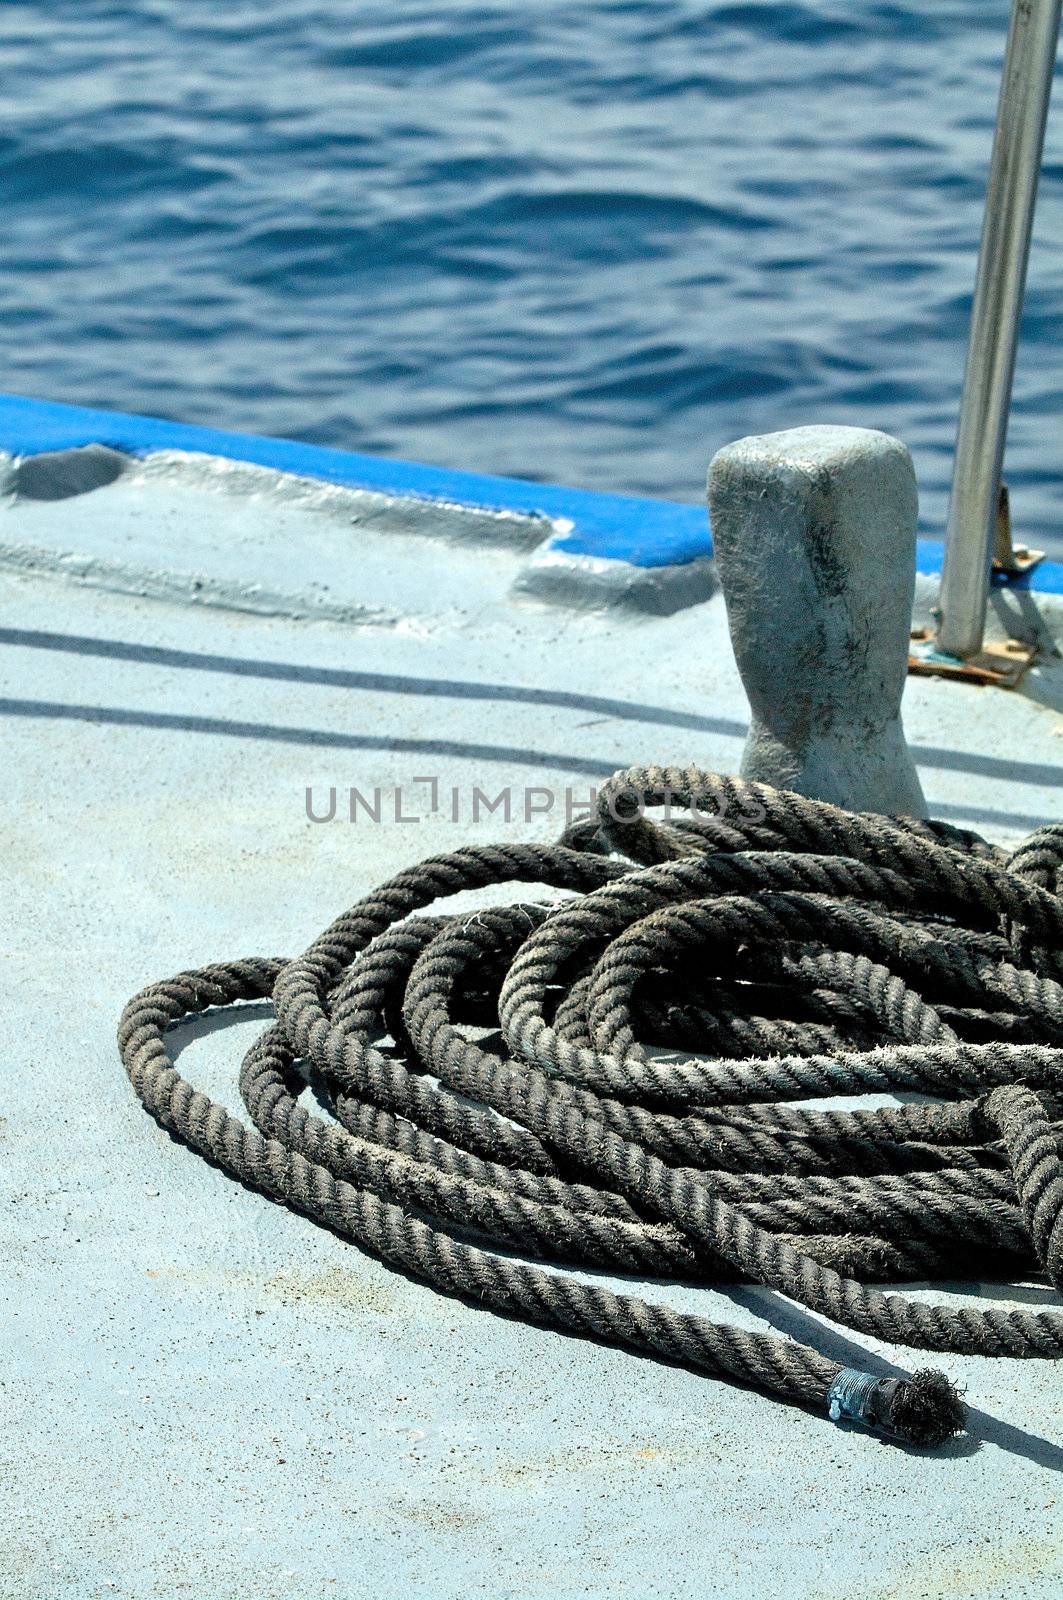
[936,0,1062,659]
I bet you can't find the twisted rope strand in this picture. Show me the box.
[118,768,1063,1448]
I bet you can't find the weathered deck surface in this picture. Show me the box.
[3,444,1063,1599]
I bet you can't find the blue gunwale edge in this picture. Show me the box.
[1,391,1060,592]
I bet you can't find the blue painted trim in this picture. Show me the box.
[1,391,1061,591]
[916,541,944,577]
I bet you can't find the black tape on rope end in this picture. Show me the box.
[827,1367,966,1447]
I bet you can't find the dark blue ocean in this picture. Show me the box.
[2,2,1061,545]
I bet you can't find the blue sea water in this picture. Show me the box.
[1,1,1061,546]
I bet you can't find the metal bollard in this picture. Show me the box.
[708,425,928,817]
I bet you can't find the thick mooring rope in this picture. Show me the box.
[118,766,1063,1448]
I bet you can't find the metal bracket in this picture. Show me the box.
[992,482,1044,578]
[908,626,1036,689]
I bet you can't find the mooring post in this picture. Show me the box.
[707,424,928,817]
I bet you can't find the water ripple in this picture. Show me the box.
[0,0,1060,547]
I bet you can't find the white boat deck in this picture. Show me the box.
[3,434,1062,1599]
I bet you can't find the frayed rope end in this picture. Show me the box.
[828,1367,966,1448]
[887,1368,967,1448]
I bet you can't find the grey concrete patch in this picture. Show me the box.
[514,543,716,616]
[0,448,559,631]
[0,536,399,627]
[135,448,555,551]
[2,442,130,501]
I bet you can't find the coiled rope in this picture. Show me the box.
[118,765,1063,1448]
